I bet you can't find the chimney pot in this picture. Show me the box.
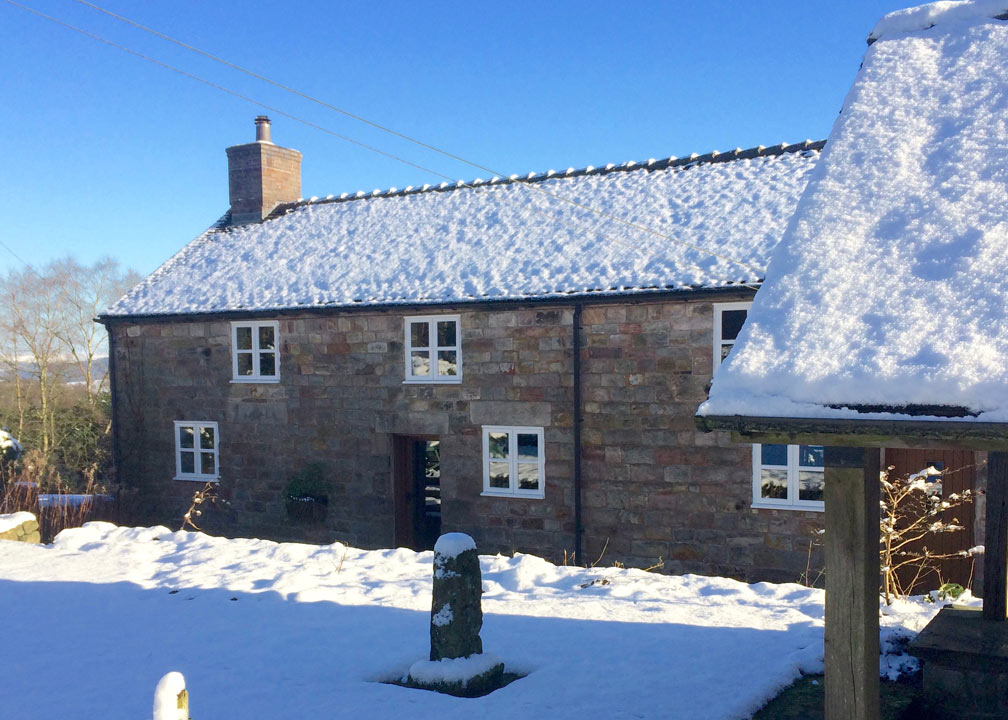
[254,115,272,143]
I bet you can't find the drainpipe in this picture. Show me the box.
[572,303,584,563]
[107,328,121,490]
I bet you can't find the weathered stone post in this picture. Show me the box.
[430,532,484,661]
[406,532,505,696]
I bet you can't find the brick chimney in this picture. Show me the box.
[225,116,302,226]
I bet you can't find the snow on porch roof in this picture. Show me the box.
[103,142,821,318]
[699,2,1008,430]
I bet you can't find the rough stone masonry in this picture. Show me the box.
[429,532,485,661]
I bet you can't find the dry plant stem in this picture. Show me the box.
[180,482,219,532]
[591,537,610,568]
[879,464,974,604]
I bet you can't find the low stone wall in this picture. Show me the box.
[0,512,41,544]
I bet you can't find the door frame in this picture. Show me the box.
[392,434,440,550]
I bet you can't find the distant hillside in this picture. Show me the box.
[0,356,109,387]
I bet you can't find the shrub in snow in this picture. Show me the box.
[0,428,21,465]
[283,463,328,524]
[880,465,975,604]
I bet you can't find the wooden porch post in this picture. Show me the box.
[824,446,880,720]
[984,451,1008,621]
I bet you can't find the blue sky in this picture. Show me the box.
[1,1,913,276]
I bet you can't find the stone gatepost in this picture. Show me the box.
[405,532,505,697]
[430,532,484,661]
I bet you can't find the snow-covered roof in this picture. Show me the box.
[701,4,1008,426]
[104,142,821,318]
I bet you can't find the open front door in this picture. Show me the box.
[393,436,442,551]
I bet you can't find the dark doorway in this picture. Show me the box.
[393,436,442,551]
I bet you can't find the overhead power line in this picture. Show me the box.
[6,0,768,283]
[69,0,769,279]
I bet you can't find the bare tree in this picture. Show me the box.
[0,257,138,457]
[0,286,28,439]
[0,263,66,453]
[53,257,140,404]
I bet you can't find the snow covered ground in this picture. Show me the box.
[0,523,971,719]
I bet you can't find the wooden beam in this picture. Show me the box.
[728,430,1008,452]
[824,447,880,720]
[985,451,1008,621]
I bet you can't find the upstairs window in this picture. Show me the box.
[174,421,219,481]
[404,315,461,383]
[232,321,279,382]
[713,301,752,373]
[752,444,825,510]
[482,426,545,498]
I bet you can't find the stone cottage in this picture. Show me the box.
[100,116,837,581]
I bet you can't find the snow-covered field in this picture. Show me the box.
[0,523,968,719]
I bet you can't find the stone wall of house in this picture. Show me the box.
[109,296,823,583]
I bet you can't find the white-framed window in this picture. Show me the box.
[231,320,279,382]
[481,426,545,498]
[404,315,461,383]
[713,303,822,512]
[174,421,220,481]
[752,444,825,510]
[713,301,752,374]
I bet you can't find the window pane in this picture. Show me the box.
[721,309,747,341]
[180,451,195,474]
[488,432,508,459]
[258,325,275,350]
[179,426,194,449]
[259,352,276,377]
[799,470,825,502]
[437,320,457,347]
[761,444,788,467]
[760,469,788,499]
[720,344,733,363]
[200,452,216,476]
[489,461,510,489]
[517,463,539,491]
[410,321,429,348]
[437,350,457,376]
[236,326,253,350]
[237,352,254,376]
[199,426,215,449]
[517,433,539,460]
[799,445,824,468]
[411,351,430,376]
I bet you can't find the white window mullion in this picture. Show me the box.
[787,444,798,503]
[509,429,518,492]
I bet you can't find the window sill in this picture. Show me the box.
[751,501,824,513]
[230,378,280,384]
[174,476,220,483]
[403,377,462,385]
[481,490,545,500]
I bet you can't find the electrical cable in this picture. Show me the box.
[67,0,769,278]
[4,0,768,284]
